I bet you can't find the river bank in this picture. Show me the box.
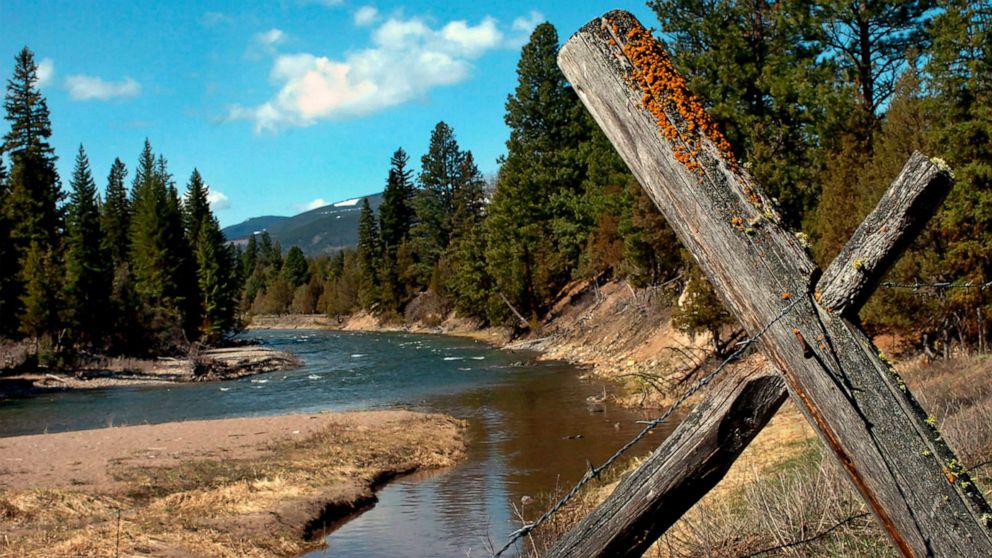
[0,410,466,557]
[0,345,301,398]
[243,278,992,556]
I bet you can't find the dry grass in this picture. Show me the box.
[0,413,465,558]
[531,353,992,557]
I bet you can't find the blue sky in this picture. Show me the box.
[1,1,655,227]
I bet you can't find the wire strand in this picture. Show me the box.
[491,296,805,557]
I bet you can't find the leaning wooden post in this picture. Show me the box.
[545,152,954,557]
[556,10,992,557]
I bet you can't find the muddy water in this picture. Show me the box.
[304,340,666,558]
[0,330,669,557]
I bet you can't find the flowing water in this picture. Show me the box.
[0,330,668,557]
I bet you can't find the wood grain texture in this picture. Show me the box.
[556,10,992,557]
[543,150,952,557]
[546,364,786,558]
[817,152,953,315]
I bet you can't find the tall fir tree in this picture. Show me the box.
[2,47,62,336]
[182,168,210,247]
[100,158,130,268]
[485,22,589,323]
[356,197,381,309]
[446,152,491,316]
[377,147,416,311]
[409,122,467,289]
[63,145,111,347]
[379,147,416,252]
[193,214,237,342]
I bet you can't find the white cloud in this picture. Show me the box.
[65,75,141,101]
[512,10,544,32]
[208,189,231,210]
[299,198,328,211]
[36,58,54,87]
[229,14,517,132]
[255,28,286,47]
[354,6,379,27]
[509,10,544,47]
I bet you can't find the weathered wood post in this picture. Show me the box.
[545,153,958,557]
[553,10,992,557]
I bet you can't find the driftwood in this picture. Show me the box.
[555,10,992,557]
[544,152,953,557]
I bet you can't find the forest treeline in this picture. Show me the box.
[245,1,991,353]
[0,48,239,362]
[2,1,989,362]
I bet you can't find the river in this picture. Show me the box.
[0,330,669,557]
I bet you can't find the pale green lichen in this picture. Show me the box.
[981,512,992,528]
[930,157,955,179]
[926,415,938,426]
[921,449,932,457]
[794,232,810,249]
[852,259,865,271]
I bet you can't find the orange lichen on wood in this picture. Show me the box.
[613,19,737,175]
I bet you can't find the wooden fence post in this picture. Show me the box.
[554,10,992,557]
[544,152,955,557]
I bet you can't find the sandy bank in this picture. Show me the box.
[0,410,466,557]
[0,346,301,397]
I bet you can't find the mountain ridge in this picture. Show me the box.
[222,193,384,256]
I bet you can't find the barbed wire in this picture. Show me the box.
[878,279,992,291]
[491,296,805,557]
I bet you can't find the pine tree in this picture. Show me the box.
[128,142,190,344]
[379,148,416,252]
[194,215,236,342]
[0,145,17,336]
[2,47,63,336]
[817,0,935,123]
[377,148,417,312]
[18,240,61,342]
[485,22,589,323]
[356,198,381,309]
[920,1,992,344]
[63,145,111,347]
[183,169,210,247]
[445,152,491,316]
[100,158,130,268]
[282,246,310,287]
[409,122,468,289]
[649,0,832,227]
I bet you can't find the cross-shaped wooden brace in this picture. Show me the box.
[548,10,992,557]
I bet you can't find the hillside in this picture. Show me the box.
[222,193,384,256]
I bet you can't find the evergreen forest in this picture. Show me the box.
[3,1,991,362]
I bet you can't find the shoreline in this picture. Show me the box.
[0,345,302,398]
[0,410,467,557]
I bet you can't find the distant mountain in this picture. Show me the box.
[220,216,290,241]
[222,193,384,256]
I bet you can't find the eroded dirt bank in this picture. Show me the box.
[0,410,466,557]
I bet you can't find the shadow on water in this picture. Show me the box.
[0,330,674,558]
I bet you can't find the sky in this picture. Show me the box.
[1,0,656,227]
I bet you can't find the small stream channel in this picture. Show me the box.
[0,330,670,557]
